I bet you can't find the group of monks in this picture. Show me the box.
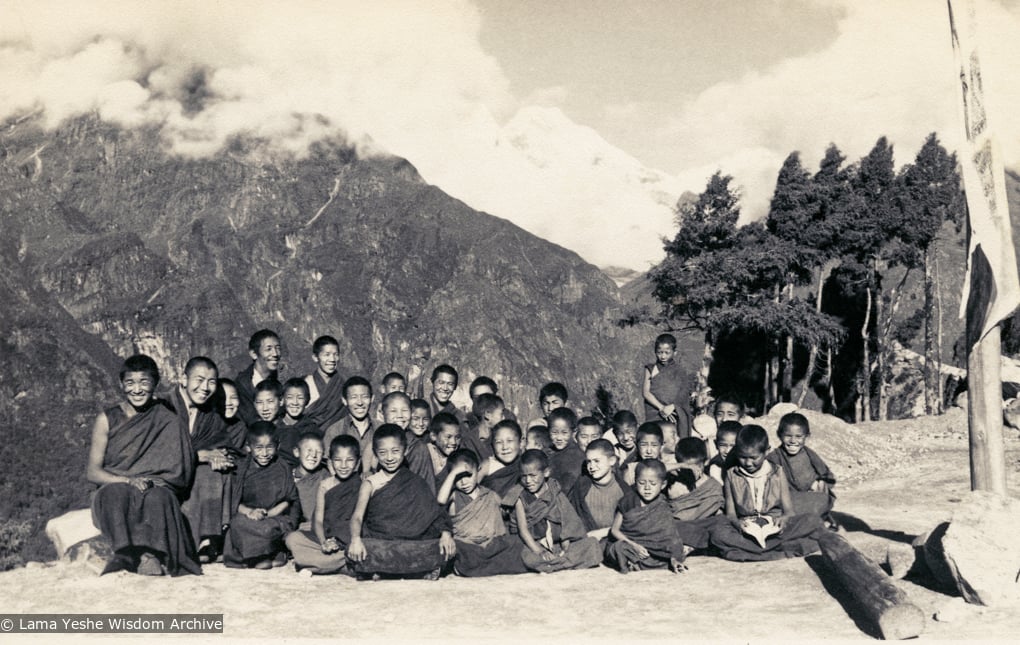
[84,330,838,578]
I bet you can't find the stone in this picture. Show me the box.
[45,508,100,558]
[884,541,916,579]
[768,402,799,417]
[1003,397,1020,430]
[691,414,716,440]
[933,491,1020,606]
[64,535,115,575]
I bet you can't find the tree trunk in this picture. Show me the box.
[860,285,872,423]
[825,347,835,413]
[698,331,715,412]
[798,268,826,407]
[876,284,888,422]
[923,245,939,415]
[781,281,794,402]
[935,248,944,413]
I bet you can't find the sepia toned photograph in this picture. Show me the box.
[1,1,1019,642]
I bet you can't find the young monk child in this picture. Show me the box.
[428,413,462,489]
[285,435,362,575]
[525,425,552,453]
[708,421,741,484]
[253,379,283,424]
[480,420,524,497]
[709,425,823,562]
[224,422,301,569]
[569,438,628,540]
[714,395,745,427]
[346,425,455,579]
[547,407,585,493]
[291,433,329,531]
[575,417,603,452]
[642,333,695,437]
[531,381,569,427]
[429,364,465,422]
[605,459,687,573]
[276,378,321,466]
[606,410,638,462]
[623,422,665,485]
[437,449,528,577]
[235,329,283,426]
[217,378,248,454]
[468,376,518,422]
[460,393,502,461]
[502,449,601,573]
[409,398,431,440]
[373,372,407,423]
[668,437,724,552]
[659,420,679,462]
[767,412,838,529]
[322,376,375,473]
[382,391,435,490]
[303,335,347,430]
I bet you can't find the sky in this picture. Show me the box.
[1,0,1019,270]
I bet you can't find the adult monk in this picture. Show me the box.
[86,354,201,576]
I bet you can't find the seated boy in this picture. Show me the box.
[709,425,823,562]
[480,420,524,497]
[605,459,686,573]
[303,335,348,430]
[547,407,584,493]
[766,412,837,529]
[605,410,638,462]
[427,413,462,489]
[409,398,432,441]
[373,371,407,424]
[224,422,301,569]
[668,437,724,552]
[235,329,283,427]
[502,449,601,573]
[276,378,322,466]
[437,449,528,577]
[460,393,503,461]
[708,421,741,484]
[569,438,628,540]
[347,425,455,579]
[322,376,375,473]
[623,422,665,485]
[286,435,362,575]
[525,425,552,453]
[641,333,695,438]
[382,391,435,491]
[291,433,329,531]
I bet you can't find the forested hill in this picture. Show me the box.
[0,113,643,563]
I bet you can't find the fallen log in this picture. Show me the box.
[818,531,925,640]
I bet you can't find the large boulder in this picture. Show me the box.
[927,491,1020,606]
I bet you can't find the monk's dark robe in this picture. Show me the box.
[605,492,685,572]
[275,416,322,468]
[323,416,375,473]
[222,417,247,454]
[766,446,836,517]
[549,442,585,494]
[91,401,201,576]
[285,474,361,574]
[449,487,528,577]
[459,421,494,462]
[166,389,233,546]
[502,480,601,573]
[480,458,521,498]
[224,455,300,564]
[404,430,436,493]
[643,359,695,437]
[351,467,452,576]
[668,475,724,550]
[233,363,278,427]
[294,467,330,528]
[569,471,629,532]
[429,395,466,424]
[304,371,348,431]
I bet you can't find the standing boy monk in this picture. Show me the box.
[569,438,628,541]
[322,376,375,474]
[460,393,503,461]
[502,449,601,573]
[223,422,301,569]
[437,449,528,577]
[529,381,569,428]
[429,364,465,422]
[668,437,724,552]
[275,378,321,466]
[547,407,584,493]
[253,379,283,424]
[642,333,695,438]
[409,398,432,442]
[605,410,638,462]
[235,329,283,426]
[575,417,604,453]
[623,422,665,485]
[605,459,687,573]
[373,372,407,424]
[427,413,462,489]
[303,335,347,431]
[286,435,362,575]
[346,425,456,579]
[480,420,524,497]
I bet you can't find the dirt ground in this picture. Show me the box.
[3,410,1019,643]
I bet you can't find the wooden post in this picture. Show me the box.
[817,531,925,640]
[967,324,1008,493]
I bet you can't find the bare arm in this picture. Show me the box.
[610,509,648,558]
[313,478,333,544]
[346,480,375,561]
[265,500,289,518]
[723,476,737,521]
[514,499,546,554]
[436,463,469,505]
[86,411,149,490]
[776,467,795,527]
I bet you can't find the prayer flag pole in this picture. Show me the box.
[948,0,1020,493]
